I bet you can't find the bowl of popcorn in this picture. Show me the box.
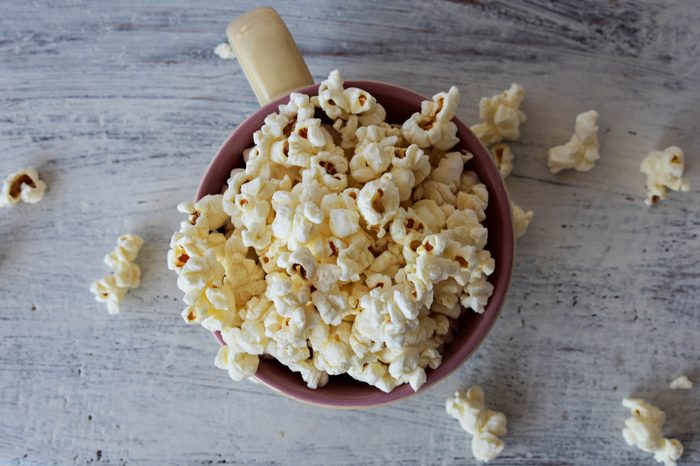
[168,8,514,408]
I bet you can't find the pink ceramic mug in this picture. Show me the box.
[195,7,514,408]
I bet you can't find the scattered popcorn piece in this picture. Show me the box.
[511,202,533,238]
[90,234,144,314]
[169,70,495,393]
[490,144,513,179]
[105,234,145,268]
[89,276,126,315]
[472,97,530,240]
[470,84,526,145]
[547,110,600,174]
[0,167,47,207]
[622,398,683,466]
[214,42,235,60]
[640,146,690,206]
[669,375,693,390]
[446,386,507,463]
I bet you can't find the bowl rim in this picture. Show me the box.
[196,80,515,409]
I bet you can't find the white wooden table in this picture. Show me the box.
[1,1,698,465]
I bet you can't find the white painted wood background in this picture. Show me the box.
[1,1,698,465]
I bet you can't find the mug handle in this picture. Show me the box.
[227,7,314,106]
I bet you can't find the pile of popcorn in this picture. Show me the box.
[168,70,496,392]
[90,234,144,314]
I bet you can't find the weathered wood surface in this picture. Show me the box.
[1,1,698,465]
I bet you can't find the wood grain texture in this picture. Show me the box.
[0,0,698,465]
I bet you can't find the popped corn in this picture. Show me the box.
[317,69,377,120]
[470,84,526,145]
[402,86,461,150]
[640,146,690,206]
[622,398,683,466]
[446,386,507,463]
[547,110,600,174]
[90,234,144,314]
[89,276,127,315]
[168,70,495,392]
[0,167,47,207]
[669,375,693,390]
[511,202,534,238]
[469,88,531,239]
[357,173,401,236]
[490,144,514,179]
[214,42,235,60]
